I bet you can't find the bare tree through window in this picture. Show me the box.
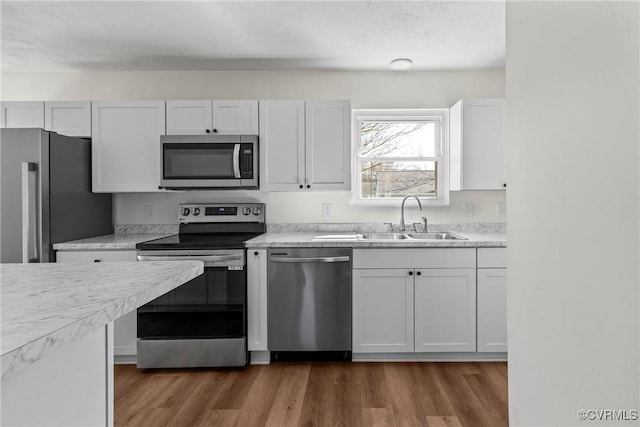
[359,121,437,198]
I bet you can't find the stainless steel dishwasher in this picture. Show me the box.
[268,247,352,360]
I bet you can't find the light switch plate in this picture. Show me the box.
[463,203,474,217]
[496,202,506,218]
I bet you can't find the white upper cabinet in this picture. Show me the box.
[0,101,44,128]
[92,101,165,193]
[259,100,306,191]
[166,100,258,135]
[450,98,506,190]
[259,99,350,191]
[44,101,92,137]
[305,100,351,190]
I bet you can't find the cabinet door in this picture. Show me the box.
[450,98,506,190]
[477,268,507,352]
[247,249,268,351]
[166,100,212,135]
[414,268,476,352]
[56,250,138,357]
[0,101,44,128]
[92,101,165,192]
[212,100,259,134]
[44,101,91,137]
[259,100,306,191]
[353,269,414,353]
[305,100,351,190]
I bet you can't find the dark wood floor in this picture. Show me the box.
[115,361,508,427]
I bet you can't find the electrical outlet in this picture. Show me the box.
[496,202,506,218]
[144,205,154,221]
[322,203,333,218]
[463,203,474,217]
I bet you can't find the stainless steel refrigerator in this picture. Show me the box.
[1,128,113,263]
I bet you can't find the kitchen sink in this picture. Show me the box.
[359,233,410,240]
[406,232,467,240]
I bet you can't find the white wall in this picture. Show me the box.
[1,69,505,224]
[506,2,639,426]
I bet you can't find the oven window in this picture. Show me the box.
[138,267,246,339]
[163,143,235,179]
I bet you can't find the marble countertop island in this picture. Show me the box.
[1,261,203,378]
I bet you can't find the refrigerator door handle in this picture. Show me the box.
[21,162,39,263]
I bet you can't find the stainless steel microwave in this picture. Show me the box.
[160,134,258,189]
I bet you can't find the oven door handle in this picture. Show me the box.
[233,144,241,178]
[137,254,242,263]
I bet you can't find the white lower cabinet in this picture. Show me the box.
[247,249,268,352]
[414,269,476,352]
[352,269,414,353]
[477,248,507,352]
[56,250,138,358]
[353,248,477,354]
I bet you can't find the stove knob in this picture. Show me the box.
[181,207,190,216]
[252,206,262,216]
[193,207,201,216]
[242,207,251,215]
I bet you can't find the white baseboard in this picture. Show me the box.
[114,355,137,365]
[249,351,270,364]
[352,352,507,362]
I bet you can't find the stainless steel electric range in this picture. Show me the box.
[135,202,265,369]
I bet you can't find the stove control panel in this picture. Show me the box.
[178,203,265,223]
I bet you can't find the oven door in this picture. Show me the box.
[136,250,247,368]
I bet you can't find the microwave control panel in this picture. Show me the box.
[241,144,253,179]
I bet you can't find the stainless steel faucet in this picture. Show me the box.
[399,195,422,231]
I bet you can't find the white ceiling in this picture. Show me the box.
[0,1,505,72]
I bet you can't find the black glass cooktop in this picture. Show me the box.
[136,233,263,250]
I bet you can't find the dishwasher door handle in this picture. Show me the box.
[270,256,350,263]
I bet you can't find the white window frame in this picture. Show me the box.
[351,109,450,206]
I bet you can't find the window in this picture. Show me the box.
[352,109,449,206]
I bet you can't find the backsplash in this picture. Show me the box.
[114,223,506,235]
[115,224,179,235]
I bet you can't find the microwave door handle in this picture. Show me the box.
[233,144,241,178]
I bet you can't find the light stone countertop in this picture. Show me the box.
[52,223,507,250]
[52,233,173,251]
[0,261,203,378]
[245,231,506,248]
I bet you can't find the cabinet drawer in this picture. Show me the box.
[57,250,137,263]
[353,248,475,269]
[477,248,506,268]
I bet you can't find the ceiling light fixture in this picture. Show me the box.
[389,58,413,70]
